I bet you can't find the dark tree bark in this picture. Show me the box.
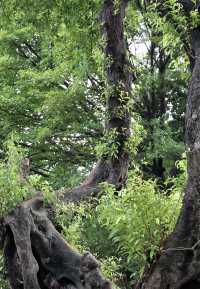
[62,0,132,202]
[1,197,112,289]
[138,3,200,289]
[0,1,132,289]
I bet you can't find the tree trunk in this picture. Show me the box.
[139,24,200,289]
[2,197,112,289]
[62,0,132,202]
[0,1,132,288]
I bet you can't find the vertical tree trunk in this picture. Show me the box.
[140,25,200,289]
[63,0,132,201]
[101,0,131,186]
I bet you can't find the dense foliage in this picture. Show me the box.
[0,0,189,185]
[0,0,196,288]
[0,135,186,288]
[56,167,185,286]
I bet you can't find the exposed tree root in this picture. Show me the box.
[1,197,112,289]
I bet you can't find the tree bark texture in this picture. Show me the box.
[62,0,132,202]
[139,9,200,289]
[1,197,112,289]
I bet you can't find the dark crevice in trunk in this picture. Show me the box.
[180,280,200,289]
[4,226,23,289]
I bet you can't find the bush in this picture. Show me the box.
[0,136,56,216]
[56,167,185,285]
[0,137,32,216]
[97,172,182,278]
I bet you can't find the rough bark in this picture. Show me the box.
[0,1,132,288]
[1,197,112,289]
[138,10,200,289]
[62,0,132,202]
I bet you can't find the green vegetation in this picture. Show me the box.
[0,136,186,287]
[56,167,185,286]
[0,0,195,288]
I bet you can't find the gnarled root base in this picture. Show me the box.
[1,197,112,289]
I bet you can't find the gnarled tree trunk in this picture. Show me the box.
[0,1,132,289]
[2,197,112,289]
[139,3,200,289]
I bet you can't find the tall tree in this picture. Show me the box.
[140,1,200,288]
[129,0,187,183]
[65,0,132,201]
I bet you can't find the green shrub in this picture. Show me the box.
[0,136,56,216]
[56,166,185,284]
[0,137,33,216]
[97,172,182,277]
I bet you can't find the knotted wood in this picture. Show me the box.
[1,197,112,289]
